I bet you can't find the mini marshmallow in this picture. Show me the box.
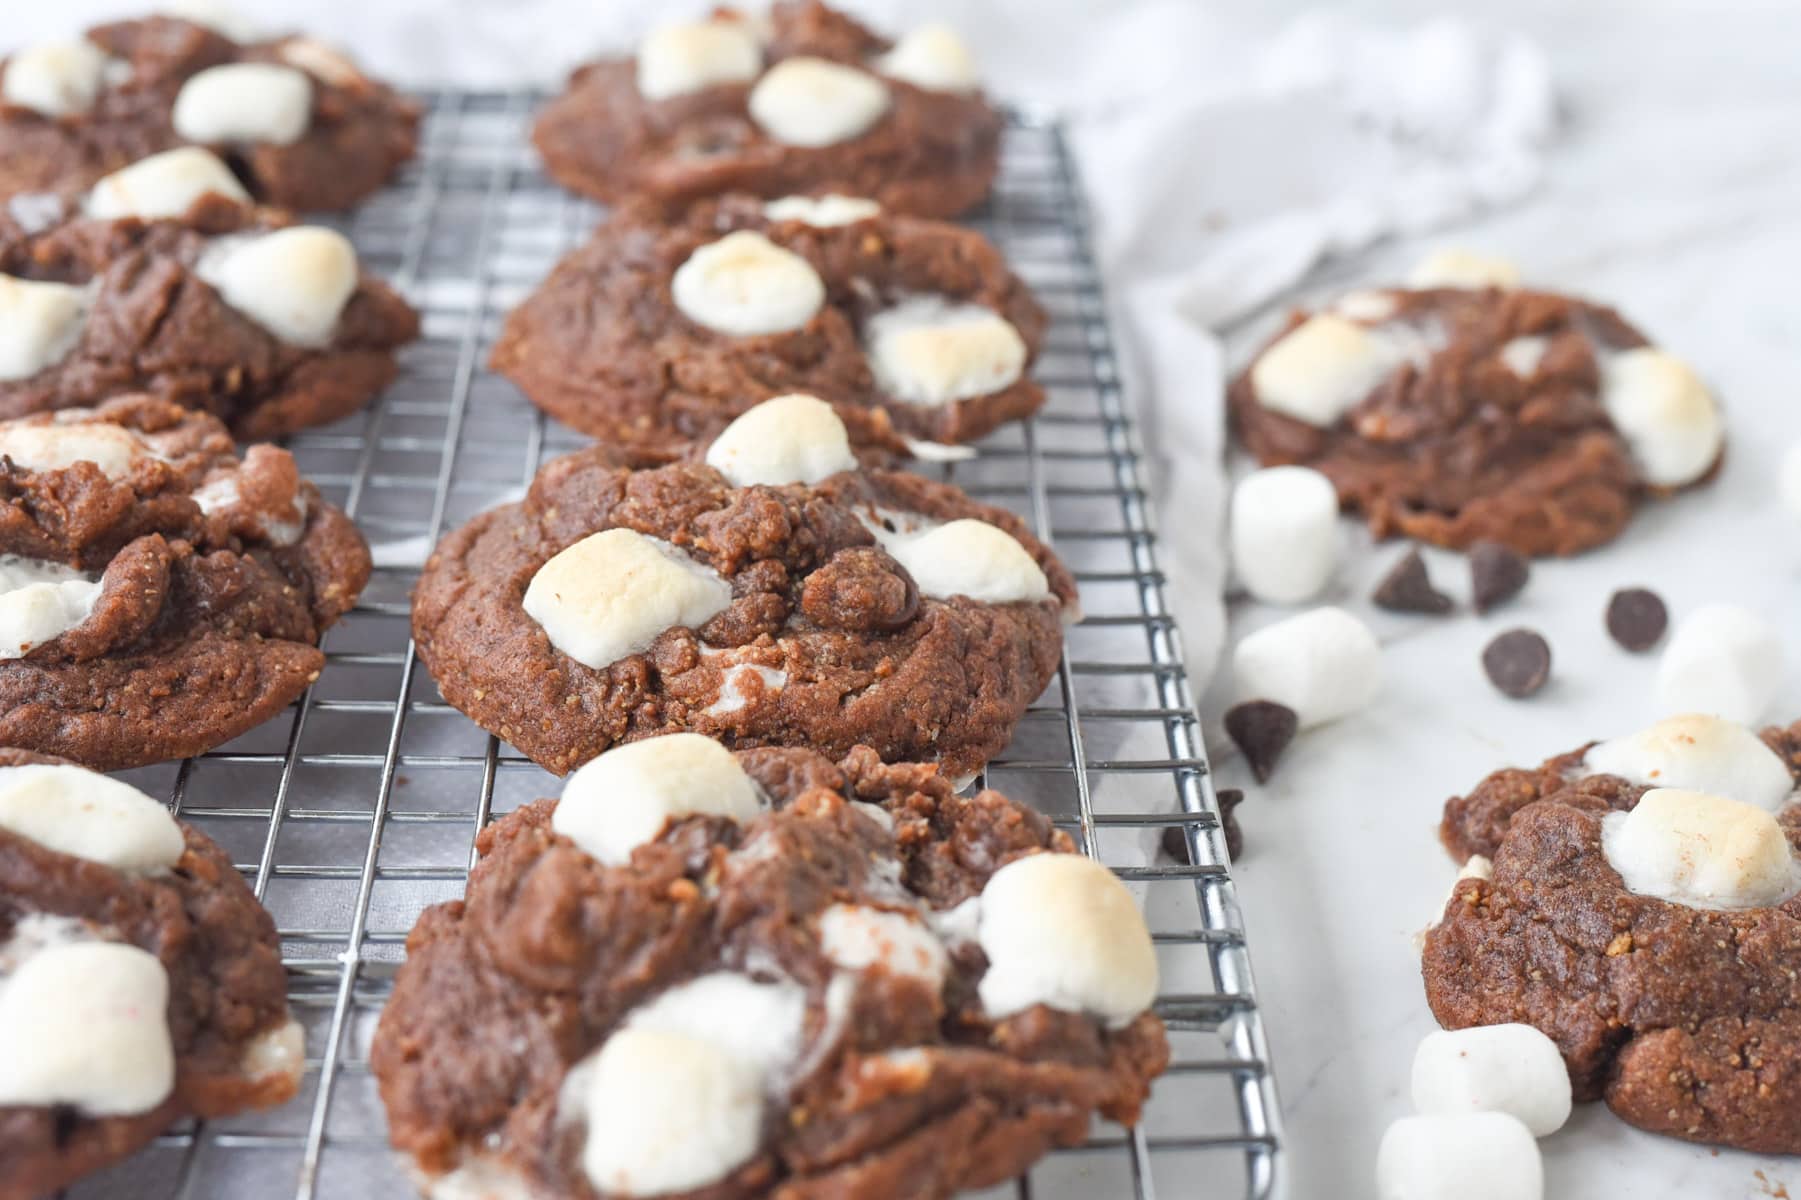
[1376,1112,1542,1200]
[1498,335,1548,378]
[880,518,1049,605]
[554,734,763,866]
[276,37,363,87]
[1232,606,1382,729]
[1655,603,1785,726]
[0,275,91,383]
[196,227,358,346]
[1334,290,1398,322]
[1600,347,1723,487]
[626,972,808,1078]
[637,20,761,101]
[168,0,261,41]
[0,941,176,1116]
[1410,1024,1572,1137]
[1585,713,1793,812]
[671,230,825,337]
[0,764,184,872]
[1250,314,1397,427]
[864,297,1027,407]
[705,663,786,716]
[523,529,732,670]
[0,419,145,477]
[1602,788,1801,910]
[1229,465,1340,605]
[1780,440,1801,525]
[171,63,313,146]
[876,24,980,92]
[86,147,250,220]
[704,394,856,487]
[1407,249,1522,290]
[819,904,949,987]
[748,57,891,148]
[3,39,111,118]
[0,555,102,660]
[977,853,1158,1024]
[762,193,881,227]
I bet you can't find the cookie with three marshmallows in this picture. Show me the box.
[490,190,1046,458]
[412,394,1076,776]
[1425,712,1801,1153]
[371,736,1168,1200]
[0,11,418,211]
[0,749,302,1200]
[0,147,419,438]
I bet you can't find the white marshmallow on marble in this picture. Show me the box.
[705,393,856,487]
[172,63,313,147]
[1780,440,1801,525]
[748,57,891,148]
[1585,713,1793,811]
[1410,1024,1572,1137]
[0,941,175,1116]
[671,230,825,337]
[524,529,732,671]
[1229,465,1340,604]
[1250,314,1397,427]
[0,276,91,383]
[0,555,102,661]
[864,297,1027,407]
[1407,249,1521,290]
[86,147,251,220]
[1232,606,1382,729]
[637,20,762,101]
[196,227,358,346]
[0,763,184,872]
[554,734,762,866]
[0,419,146,478]
[1655,604,1784,726]
[762,193,881,227]
[275,37,363,87]
[976,853,1157,1025]
[1602,788,1800,910]
[876,25,980,93]
[880,518,1049,605]
[819,904,949,987]
[1376,1112,1542,1200]
[1599,347,1722,487]
[3,39,112,119]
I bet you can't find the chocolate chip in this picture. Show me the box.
[1482,628,1551,697]
[1469,540,1530,613]
[1224,700,1298,783]
[1159,824,1190,863]
[1606,587,1668,652]
[1159,788,1245,862]
[1373,547,1453,614]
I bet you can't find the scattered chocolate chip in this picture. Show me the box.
[1217,788,1245,860]
[1224,700,1298,783]
[1469,540,1530,613]
[1159,824,1190,863]
[1372,547,1454,614]
[1606,587,1668,652]
[1482,628,1552,697]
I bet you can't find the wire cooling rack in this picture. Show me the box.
[77,91,1284,1200]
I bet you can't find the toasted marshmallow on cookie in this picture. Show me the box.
[762,193,881,227]
[196,227,359,346]
[172,63,313,147]
[523,528,732,671]
[0,556,102,661]
[1602,788,1801,910]
[865,296,1027,407]
[0,763,184,872]
[554,734,764,865]
[672,230,825,336]
[1250,314,1399,427]
[85,147,251,220]
[1599,348,1723,488]
[875,518,1049,605]
[704,394,856,487]
[0,418,146,478]
[3,39,113,119]
[636,19,762,101]
[1407,249,1521,290]
[0,276,92,382]
[876,24,980,93]
[1584,713,1793,811]
[749,57,891,147]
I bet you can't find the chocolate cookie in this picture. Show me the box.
[1424,713,1801,1153]
[533,2,1000,218]
[0,395,370,768]
[372,737,1169,1199]
[0,14,418,211]
[0,750,302,1200]
[0,169,419,439]
[491,192,1045,456]
[414,396,1076,777]
[1228,252,1724,556]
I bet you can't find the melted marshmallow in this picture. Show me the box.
[0,276,93,383]
[86,147,251,220]
[864,297,1027,406]
[748,57,891,147]
[873,517,1050,605]
[875,25,980,92]
[0,764,184,872]
[523,529,732,670]
[1584,714,1794,812]
[1602,788,1801,910]
[554,734,763,866]
[196,227,359,346]
[818,904,949,987]
[3,39,112,118]
[671,230,825,336]
[172,63,313,146]
[637,20,761,100]
[0,418,145,478]
[763,194,881,227]
[0,555,102,660]
[704,393,856,487]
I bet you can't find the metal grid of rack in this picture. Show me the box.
[75,90,1283,1200]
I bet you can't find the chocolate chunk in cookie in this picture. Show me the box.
[0,750,301,1198]
[1372,546,1452,614]
[413,396,1074,777]
[371,739,1169,1199]
[490,193,1045,456]
[1228,255,1724,555]
[1605,586,1668,651]
[0,15,418,211]
[0,171,418,438]
[0,396,370,768]
[532,3,1000,218]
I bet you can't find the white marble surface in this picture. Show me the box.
[1203,2,1801,1196]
